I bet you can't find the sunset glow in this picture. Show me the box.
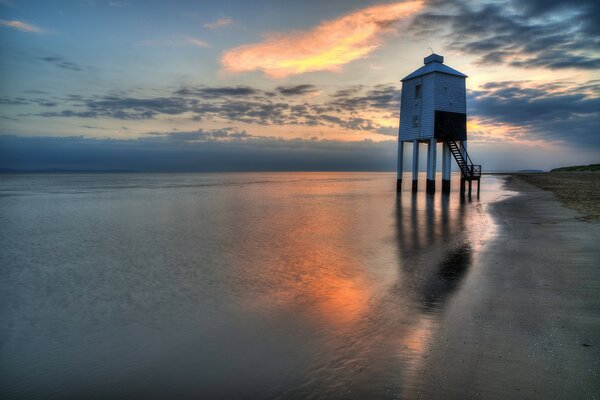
[0,0,598,172]
[221,1,424,78]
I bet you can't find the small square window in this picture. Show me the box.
[415,84,422,98]
[412,115,420,128]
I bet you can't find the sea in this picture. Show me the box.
[0,172,509,399]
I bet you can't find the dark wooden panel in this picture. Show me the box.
[434,110,466,140]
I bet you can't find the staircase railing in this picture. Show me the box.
[446,140,481,180]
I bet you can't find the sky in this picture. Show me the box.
[0,0,598,172]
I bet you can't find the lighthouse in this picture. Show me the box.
[396,53,480,195]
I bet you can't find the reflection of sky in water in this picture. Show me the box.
[0,172,512,399]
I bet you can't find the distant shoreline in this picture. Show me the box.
[0,168,137,174]
[0,169,565,175]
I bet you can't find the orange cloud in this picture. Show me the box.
[0,19,44,33]
[221,1,424,78]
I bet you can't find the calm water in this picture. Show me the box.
[0,172,509,399]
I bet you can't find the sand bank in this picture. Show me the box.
[404,176,600,399]
[515,172,600,220]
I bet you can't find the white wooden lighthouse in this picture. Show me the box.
[396,53,480,195]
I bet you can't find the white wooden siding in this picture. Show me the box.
[399,72,466,141]
[434,74,466,114]
[399,78,422,141]
[419,74,435,139]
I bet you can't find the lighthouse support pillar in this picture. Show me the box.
[426,138,436,194]
[412,140,419,192]
[442,141,452,193]
[396,141,404,192]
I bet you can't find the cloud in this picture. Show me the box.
[187,38,210,48]
[276,84,318,96]
[328,84,401,112]
[38,56,84,71]
[513,0,600,36]
[20,78,599,148]
[0,97,29,105]
[139,36,210,48]
[221,1,424,78]
[25,84,401,136]
[45,96,191,120]
[0,19,43,33]
[411,0,600,70]
[174,85,260,98]
[203,17,233,29]
[469,80,600,147]
[81,125,107,130]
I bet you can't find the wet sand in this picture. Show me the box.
[1,173,599,399]
[404,176,600,399]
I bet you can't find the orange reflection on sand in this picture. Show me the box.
[310,273,369,326]
[229,175,374,327]
[400,316,436,354]
[267,227,371,326]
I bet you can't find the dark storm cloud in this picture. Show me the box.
[1,96,58,107]
[328,85,401,112]
[413,0,600,70]
[36,110,100,118]
[33,93,293,124]
[174,86,260,98]
[12,74,598,148]
[192,100,291,125]
[469,80,600,146]
[513,0,600,36]
[80,125,107,130]
[38,56,84,71]
[0,134,396,172]
[0,97,29,105]
[32,99,58,107]
[331,86,364,98]
[23,83,401,134]
[316,115,383,133]
[38,96,193,119]
[85,96,192,118]
[275,84,318,96]
[510,52,600,70]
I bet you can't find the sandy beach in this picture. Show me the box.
[516,172,600,220]
[404,176,600,399]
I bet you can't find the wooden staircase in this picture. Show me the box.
[446,140,481,181]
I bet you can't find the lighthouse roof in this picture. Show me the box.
[401,53,467,82]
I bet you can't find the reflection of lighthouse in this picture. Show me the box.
[395,194,472,312]
[396,54,481,195]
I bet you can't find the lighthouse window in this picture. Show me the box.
[415,84,422,98]
[412,115,420,128]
